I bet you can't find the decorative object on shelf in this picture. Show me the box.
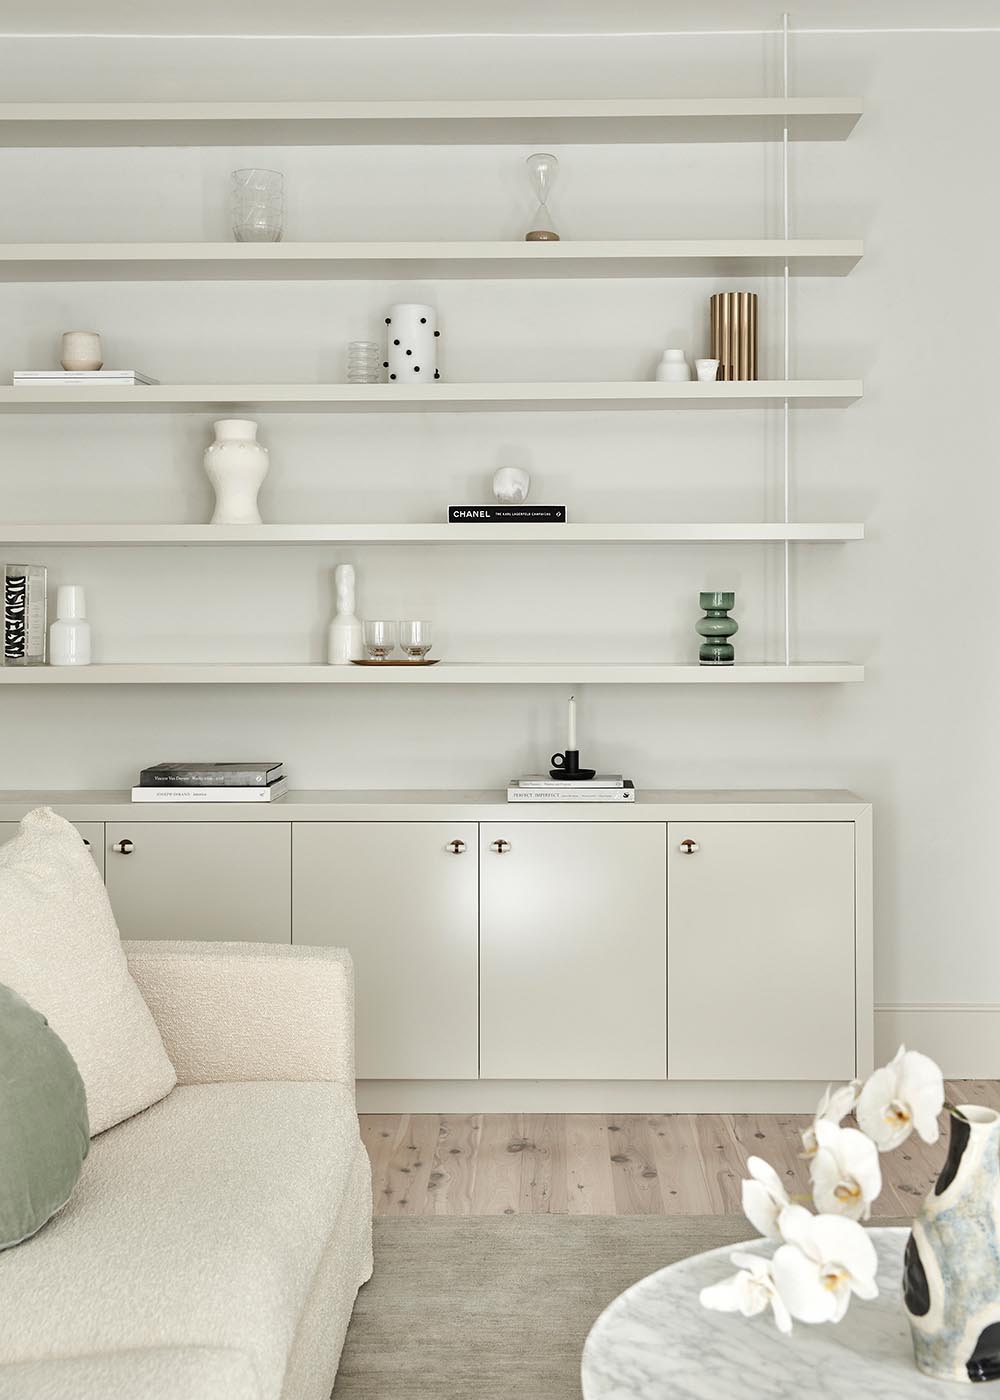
[549,695,597,780]
[60,331,102,372]
[2,564,47,666]
[508,775,634,803]
[524,152,560,241]
[14,369,157,387]
[139,761,285,788]
[49,585,91,667]
[904,1100,1000,1382]
[710,291,758,380]
[697,591,738,665]
[385,303,440,383]
[203,419,269,525]
[694,1046,1000,1386]
[448,504,567,523]
[327,564,364,665]
[492,466,531,504]
[656,349,692,383]
[231,168,284,243]
[695,357,720,383]
[346,341,382,384]
[363,619,397,662]
[350,657,441,667]
[399,621,433,660]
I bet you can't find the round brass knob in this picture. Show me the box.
[679,838,700,855]
[447,839,466,855]
[113,839,135,855]
[491,839,511,854]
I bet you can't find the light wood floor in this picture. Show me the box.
[361,1082,998,1217]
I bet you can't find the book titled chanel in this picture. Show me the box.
[447,506,567,523]
[2,564,47,665]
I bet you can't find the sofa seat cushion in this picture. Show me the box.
[0,1081,370,1400]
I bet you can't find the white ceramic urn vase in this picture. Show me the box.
[385,303,440,383]
[203,419,269,525]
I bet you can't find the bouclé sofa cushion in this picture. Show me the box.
[0,808,175,1134]
[0,983,89,1249]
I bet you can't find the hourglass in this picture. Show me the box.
[524,152,560,241]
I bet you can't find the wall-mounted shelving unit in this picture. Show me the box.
[0,663,864,686]
[2,82,866,683]
[0,97,863,146]
[0,239,863,280]
[0,381,863,412]
[0,523,865,546]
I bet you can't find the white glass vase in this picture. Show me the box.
[203,420,269,525]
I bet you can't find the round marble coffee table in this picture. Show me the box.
[582,1228,971,1398]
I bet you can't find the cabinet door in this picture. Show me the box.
[293,822,479,1080]
[105,822,290,943]
[480,822,667,1080]
[0,820,104,877]
[667,822,856,1080]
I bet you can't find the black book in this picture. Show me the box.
[140,761,284,787]
[448,505,567,523]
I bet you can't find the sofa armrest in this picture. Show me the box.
[123,941,355,1093]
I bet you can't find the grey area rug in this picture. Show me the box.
[333,1215,755,1400]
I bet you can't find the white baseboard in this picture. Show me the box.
[357,1080,832,1114]
[875,1004,1000,1078]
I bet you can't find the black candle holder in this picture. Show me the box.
[549,749,597,781]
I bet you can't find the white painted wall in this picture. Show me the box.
[0,5,997,1047]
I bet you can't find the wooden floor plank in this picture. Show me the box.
[646,1114,714,1214]
[516,1114,568,1214]
[565,1115,618,1215]
[376,1114,441,1217]
[469,1113,522,1215]
[427,1114,481,1216]
[607,1115,665,1215]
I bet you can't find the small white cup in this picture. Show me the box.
[695,358,720,383]
[61,331,103,372]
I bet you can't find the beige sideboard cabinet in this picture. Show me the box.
[0,790,871,1112]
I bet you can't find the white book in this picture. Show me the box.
[14,370,159,385]
[507,783,635,803]
[515,773,624,789]
[131,778,288,803]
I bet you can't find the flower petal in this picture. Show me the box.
[742,1180,783,1240]
[772,1243,839,1324]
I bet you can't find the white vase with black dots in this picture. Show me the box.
[384,303,441,384]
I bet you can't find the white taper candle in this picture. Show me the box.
[568,694,577,750]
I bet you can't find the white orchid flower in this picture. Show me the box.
[809,1120,882,1220]
[856,1045,945,1151]
[741,1156,791,1240]
[801,1079,861,1157]
[700,1251,793,1334]
[771,1204,878,1324]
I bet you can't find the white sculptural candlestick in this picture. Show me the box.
[327,564,364,664]
[203,420,269,525]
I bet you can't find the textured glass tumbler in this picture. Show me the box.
[231,169,284,243]
[399,621,432,660]
[363,620,397,661]
[346,341,382,384]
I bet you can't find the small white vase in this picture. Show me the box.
[656,349,692,382]
[386,303,440,383]
[327,564,364,664]
[492,466,531,504]
[61,331,102,371]
[203,420,269,525]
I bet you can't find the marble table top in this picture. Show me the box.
[581,1228,974,1398]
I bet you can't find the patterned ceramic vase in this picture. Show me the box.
[905,1106,1000,1383]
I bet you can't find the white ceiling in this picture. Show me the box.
[3,0,999,36]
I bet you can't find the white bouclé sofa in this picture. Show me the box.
[0,941,373,1400]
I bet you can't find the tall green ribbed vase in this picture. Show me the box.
[697,592,738,666]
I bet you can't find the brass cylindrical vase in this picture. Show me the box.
[709,291,758,380]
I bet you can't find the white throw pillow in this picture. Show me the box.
[0,807,176,1135]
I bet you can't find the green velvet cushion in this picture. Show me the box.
[0,982,89,1250]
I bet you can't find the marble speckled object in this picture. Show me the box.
[582,1229,973,1398]
[905,1106,1000,1383]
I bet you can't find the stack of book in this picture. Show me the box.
[13,370,159,387]
[131,761,287,803]
[507,774,635,803]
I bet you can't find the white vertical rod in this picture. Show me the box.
[782,10,791,666]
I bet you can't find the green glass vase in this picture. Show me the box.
[697,591,738,665]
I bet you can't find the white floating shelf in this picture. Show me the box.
[0,98,863,147]
[0,381,863,412]
[0,663,864,686]
[0,523,865,546]
[0,240,863,281]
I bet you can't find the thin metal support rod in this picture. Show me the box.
[782,10,791,667]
